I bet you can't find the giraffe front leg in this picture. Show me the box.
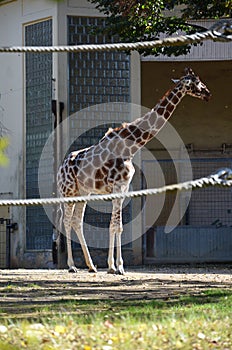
[116,230,124,275]
[63,203,78,273]
[107,229,116,274]
[108,199,124,275]
[72,202,97,273]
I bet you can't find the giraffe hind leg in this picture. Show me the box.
[108,198,124,275]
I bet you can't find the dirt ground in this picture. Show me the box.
[0,265,231,311]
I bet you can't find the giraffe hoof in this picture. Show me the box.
[88,266,97,273]
[68,266,79,273]
[116,267,125,275]
[107,268,117,274]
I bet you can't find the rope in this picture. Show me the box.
[0,19,231,53]
[0,168,232,207]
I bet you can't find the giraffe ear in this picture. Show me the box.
[171,79,180,84]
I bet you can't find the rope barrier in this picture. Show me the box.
[0,168,232,207]
[0,19,231,53]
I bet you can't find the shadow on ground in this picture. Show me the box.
[0,266,231,319]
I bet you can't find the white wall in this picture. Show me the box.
[0,1,26,264]
[0,0,24,200]
[0,0,57,266]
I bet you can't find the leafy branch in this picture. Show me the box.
[88,0,232,56]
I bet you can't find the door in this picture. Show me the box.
[0,206,10,268]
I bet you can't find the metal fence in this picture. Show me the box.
[143,158,232,263]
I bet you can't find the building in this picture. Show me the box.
[0,0,231,269]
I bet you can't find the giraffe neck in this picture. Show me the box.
[136,83,185,129]
[153,83,185,121]
[99,83,186,160]
[126,83,186,154]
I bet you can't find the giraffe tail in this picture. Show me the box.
[57,203,64,233]
[52,202,65,264]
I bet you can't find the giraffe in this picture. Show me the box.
[57,67,211,274]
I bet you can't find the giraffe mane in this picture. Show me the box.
[104,127,114,136]
[159,88,173,103]
[104,122,128,136]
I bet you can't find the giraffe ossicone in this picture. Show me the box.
[57,67,211,274]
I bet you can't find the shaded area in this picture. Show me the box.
[0,266,231,319]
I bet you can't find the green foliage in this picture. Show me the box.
[88,0,231,56]
[0,137,9,167]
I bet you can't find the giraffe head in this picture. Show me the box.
[172,67,211,101]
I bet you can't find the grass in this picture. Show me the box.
[0,289,231,349]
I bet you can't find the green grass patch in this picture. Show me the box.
[0,289,231,349]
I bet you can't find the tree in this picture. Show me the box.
[88,0,232,56]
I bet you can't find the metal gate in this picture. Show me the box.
[142,157,232,263]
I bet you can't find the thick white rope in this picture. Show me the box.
[0,19,231,53]
[0,168,232,207]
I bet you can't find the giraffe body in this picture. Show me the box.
[57,68,211,274]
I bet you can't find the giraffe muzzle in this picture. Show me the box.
[203,91,212,101]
